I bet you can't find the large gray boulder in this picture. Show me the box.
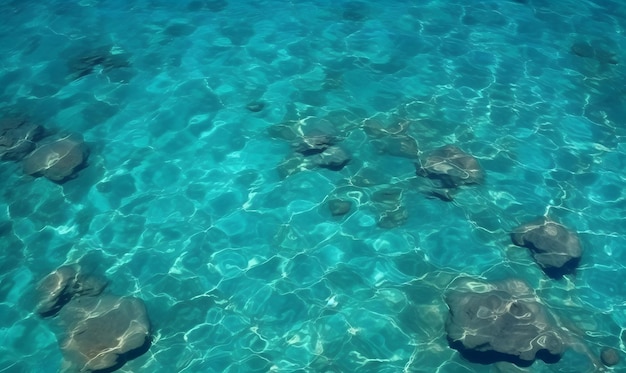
[445,278,564,366]
[511,218,582,278]
[416,145,484,188]
[59,295,151,372]
[22,133,89,183]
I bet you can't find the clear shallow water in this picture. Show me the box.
[0,0,625,372]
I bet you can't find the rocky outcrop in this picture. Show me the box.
[59,295,151,372]
[417,145,484,188]
[511,217,582,278]
[36,265,107,318]
[445,278,564,366]
[36,264,151,372]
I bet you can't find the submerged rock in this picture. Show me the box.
[293,117,340,155]
[273,115,351,176]
[0,116,45,161]
[327,198,352,216]
[571,41,618,65]
[59,295,151,372]
[372,187,407,228]
[600,347,620,366]
[36,263,151,372]
[22,133,89,183]
[246,101,265,112]
[293,134,336,156]
[67,46,132,81]
[36,265,107,318]
[371,135,419,159]
[445,278,564,366]
[417,145,484,188]
[310,145,350,171]
[511,217,582,278]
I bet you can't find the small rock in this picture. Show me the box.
[372,135,419,159]
[571,41,618,64]
[372,188,402,206]
[423,188,454,202]
[601,347,620,366]
[378,206,408,228]
[312,145,350,171]
[246,101,265,112]
[293,134,336,156]
[328,198,351,216]
[571,42,595,58]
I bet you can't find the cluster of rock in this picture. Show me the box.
[269,112,489,228]
[416,144,485,201]
[265,109,620,369]
[269,117,351,178]
[36,265,151,372]
[0,115,89,183]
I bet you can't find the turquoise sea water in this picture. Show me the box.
[0,0,625,372]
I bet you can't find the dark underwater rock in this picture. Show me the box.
[511,217,582,278]
[291,117,341,156]
[293,134,336,156]
[273,116,350,176]
[601,347,620,366]
[423,187,454,202]
[311,145,350,171]
[372,187,407,228]
[67,46,132,81]
[59,295,151,372]
[246,101,265,112]
[371,135,419,159]
[342,1,370,21]
[328,198,352,216]
[0,116,45,161]
[417,145,484,188]
[276,155,305,179]
[205,0,228,12]
[445,278,564,366]
[164,22,196,37]
[22,133,89,183]
[36,265,107,318]
[571,41,618,65]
